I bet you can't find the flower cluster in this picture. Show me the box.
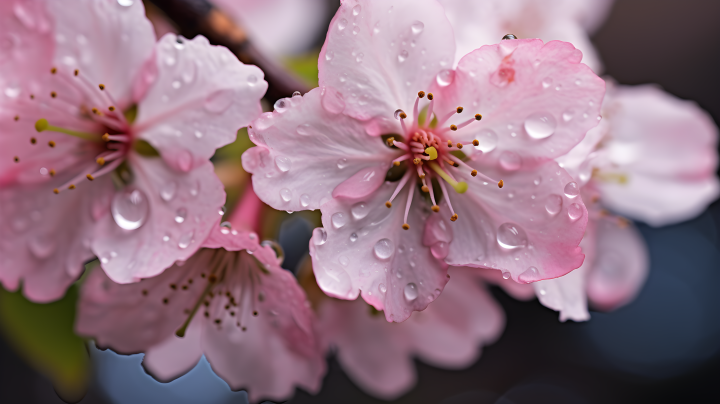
[0,0,716,402]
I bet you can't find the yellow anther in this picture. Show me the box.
[450,214,458,221]
[418,173,426,179]
[431,205,440,212]
[53,188,59,194]
[447,140,452,147]
[475,114,482,121]
[48,140,55,148]
[427,93,434,100]
[102,133,110,142]
[456,106,463,113]
[450,125,457,131]
[471,170,478,177]
[13,115,19,121]
[399,111,407,119]
[456,143,463,149]
[50,67,57,74]
[498,180,504,188]
[29,94,34,100]
[30,137,36,144]
[393,161,400,167]
[385,201,392,208]
[386,137,395,146]
[49,169,56,176]
[108,106,115,112]
[68,184,76,190]
[413,158,421,165]
[73,69,79,76]
[402,223,410,230]
[13,156,19,163]
[418,91,425,98]
[425,146,438,160]
[86,174,95,181]
[99,84,105,90]
[91,108,99,115]
[35,119,48,132]
[50,91,57,98]
[472,139,479,146]
[421,185,429,193]
[96,157,105,166]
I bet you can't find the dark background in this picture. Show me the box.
[2,0,720,403]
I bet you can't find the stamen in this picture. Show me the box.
[392,155,410,166]
[421,185,429,193]
[98,84,105,90]
[456,143,463,149]
[403,179,415,229]
[454,117,479,130]
[498,180,504,188]
[426,174,439,208]
[447,140,452,148]
[96,157,105,166]
[473,139,479,146]
[387,170,412,206]
[30,138,36,144]
[437,178,458,221]
[475,114,482,120]
[450,125,457,131]
[176,250,225,337]
[108,106,115,112]
[416,164,425,179]
[13,156,19,163]
[391,140,409,151]
[51,67,57,74]
[14,116,19,121]
[427,93,435,123]
[447,155,500,186]
[429,162,468,194]
[385,201,392,208]
[35,119,100,141]
[68,184,76,190]
[48,141,55,148]
[86,174,94,181]
[412,92,423,122]
[50,91,57,98]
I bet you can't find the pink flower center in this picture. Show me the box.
[12,66,134,193]
[384,91,503,229]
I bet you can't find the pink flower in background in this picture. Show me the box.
[76,189,325,403]
[526,83,718,320]
[243,0,604,322]
[439,0,615,72]
[317,267,504,400]
[0,0,266,301]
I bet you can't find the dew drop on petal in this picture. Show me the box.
[296,124,311,135]
[117,0,133,6]
[436,69,454,87]
[542,77,553,89]
[160,181,177,202]
[29,235,55,259]
[411,21,424,34]
[533,177,542,186]
[112,188,149,230]
[336,158,348,169]
[564,181,580,197]
[312,228,328,246]
[475,129,498,153]
[524,112,557,139]
[430,242,449,259]
[519,266,539,283]
[280,188,292,202]
[274,98,288,113]
[404,283,418,301]
[568,203,583,221]
[325,50,334,61]
[352,4,362,15]
[397,50,408,63]
[178,230,194,249]
[497,223,528,249]
[545,194,563,215]
[247,75,258,85]
[355,53,364,63]
[174,207,187,223]
[300,194,310,207]
[339,256,349,266]
[502,271,511,280]
[338,18,348,31]
[378,283,387,294]
[351,202,370,220]
[350,233,358,242]
[331,212,347,229]
[373,238,394,260]
[562,109,574,122]
[275,156,292,172]
[321,86,345,114]
[499,151,521,171]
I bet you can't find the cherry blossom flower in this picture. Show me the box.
[317,267,504,400]
[0,0,266,301]
[76,189,325,403]
[530,83,718,320]
[439,0,614,72]
[243,0,605,322]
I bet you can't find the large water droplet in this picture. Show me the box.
[524,112,557,139]
[4,86,20,98]
[337,158,348,169]
[112,188,149,230]
[174,207,187,223]
[160,181,177,202]
[312,228,327,245]
[474,129,498,153]
[393,109,405,120]
[568,203,583,221]
[280,188,292,202]
[296,124,311,135]
[178,230,194,249]
[564,181,580,198]
[331,212,347,229]
[204,89,234,113]
[29,235,56,259]
[545,194,563,215]
[562,109,575,122]
[411,21,424,34]
[499,151,521,171]
[502,271,511,279]
[351,202,370,220]
[352,4,362,15]
[117,0,134,6]
[518,266,539,283]
[430,242,449,259]
[497,223,528,249]
[321,86,345,114]
[378,283,387,293]
[404,283,418,301]
[436,69,455,87]
[397,50,408,63]
[300,194,310,207]
[338,18,348,31]
[274,98,288,113]
[275,156,292,172]
[373,238,394,260]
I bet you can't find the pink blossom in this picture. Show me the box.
[243,0,604,322]
[76,193,325,402]
[0,0,266,301]
[438,0,614,72]
[317,267,503,400]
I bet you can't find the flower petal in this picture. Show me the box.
[135,34,267,172]
[434,38,605,167]
[587,218,649,311]
[317,267,503,400]
[318,0,456,124]
[47,0,156,108]
[444,161,587,281]
[243,88,396,212]
[143,320,204,382]
[0,177,112,302]
[310,181,449,323]
[92,155,225,283]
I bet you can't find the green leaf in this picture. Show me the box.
[282,51,320,88]
[0,285,89,402]
[132,139,160,157]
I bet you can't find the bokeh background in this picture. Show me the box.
[1,0,719,403]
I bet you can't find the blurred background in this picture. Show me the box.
[1,0,720,403]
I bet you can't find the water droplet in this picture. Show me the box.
[397,50,408,63]
[194,130,203,139]
[29,235,55,259]
[499,151,521,171]
[178,231,194,249]
[204,89,234,113]
[300,194,310,207]
[338,18,348,31]
[331,212,347,229]
[325,51,334,62]
[497,223,528,249]
[373,23,381,34]
[313,228,327,246]
[404,283,418,301]
[539,288,547,296]
[411,21,424,34]
[182,62,196,83]
[502,271,511,279]
[351,202,370,220]
[162,234,170,242]
[430,242,449,259]
[321,86,345,114]
[519,266,539,283]
[296,124,311,135]
[100,251,117,264]
[336,158,348,169]
[174,207,187,223]
[564,181,580,197]
[280,188,292,202]
[355,53,364,63]
[350,233,358,242]
[112,188,149,230]
[352,4,362,15]
[172,80,181,89]
[524,112,557,139]
[247,75,258,85]
[373,238,394,260]
[562,109,574,122]
[117,0,133,6]
[4,86,20,98]
[568,203,583,221]
[542,77,553,89]
[533,177,542,186]
[339,256,349,266]
[275,156,292,172]
[378,283,387,293]
[436,69,455,87]
[545,194,563,215]
[352,25,360,35]
[474,129,498,153]
[393,109,405,120]
[160,181,177,202]
[274,98,288,113]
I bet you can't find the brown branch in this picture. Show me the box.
[147,0,311,103]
